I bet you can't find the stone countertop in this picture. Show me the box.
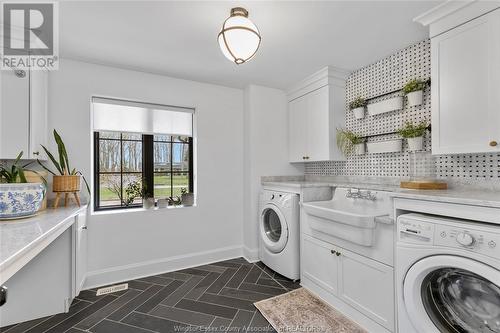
[261,180,500,209]
[0,205,87,284]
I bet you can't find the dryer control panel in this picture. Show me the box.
[398,213,500,259]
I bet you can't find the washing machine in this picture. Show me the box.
[396,213,500,333]
[259,189,300,280]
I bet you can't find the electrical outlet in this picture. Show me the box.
[96,283,128,296]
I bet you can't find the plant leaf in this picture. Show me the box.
[18,167,27,183]
[76,171,91,194]
[36,159,56,175]
[14,151,23,165]
[40,145,63,174]
[53,130,70,174]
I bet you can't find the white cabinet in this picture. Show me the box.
[288,67,347,163]
[73,210,88,297]
[0,67,47,160]
[302,234,394,332]
[430,8,500,154]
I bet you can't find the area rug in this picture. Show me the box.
[254,287,367,333]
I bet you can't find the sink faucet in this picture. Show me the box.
[346,188,377,201]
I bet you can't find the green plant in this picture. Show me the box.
[0,151,30,183]
[37,129,90,193]
[402,79,426,95]
[336,129,365,156]
[349,97,367,110]
[123,180,143,206]
[397,121,428,138]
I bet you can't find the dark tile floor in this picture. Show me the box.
[1,258,300,333]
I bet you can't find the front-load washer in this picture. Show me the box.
[396,213,500,333]
[259,189,300,280]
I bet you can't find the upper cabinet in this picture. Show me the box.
[287,67,348,163]
[0,67,48,160]
[416,3,500,155]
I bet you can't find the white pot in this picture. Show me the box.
[352,107,365,119]
[143,198,155,209]
[367,96,403,116]
[181,193,195,206]
[0,183,45,219]
[407,136,424,151]
[367,139,403,154]
[354,143,365,155]
[406,90,423,107]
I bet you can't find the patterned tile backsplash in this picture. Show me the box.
[305,39,500,180]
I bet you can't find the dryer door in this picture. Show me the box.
[403,255,500,333]
[260,204,289,253]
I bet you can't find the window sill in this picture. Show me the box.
[92,204,197,216]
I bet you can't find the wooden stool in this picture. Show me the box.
[53,191,81,208]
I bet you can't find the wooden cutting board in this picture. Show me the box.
[400,181,448,190]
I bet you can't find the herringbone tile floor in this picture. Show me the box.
[1,258,300,333]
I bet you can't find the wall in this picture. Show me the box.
[305,39,500,181]
[48,59,244,288]
[243,85,303,260]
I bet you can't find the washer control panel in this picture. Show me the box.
[398,214,500,259]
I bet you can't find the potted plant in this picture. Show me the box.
[0,151,45,219]
[349,97,367,119]
[336,129,366,156]
[37,130,90,207]
[181,188,194,206]
[403,79,426,107]
[124,180,155,209]
[398,121,428,151]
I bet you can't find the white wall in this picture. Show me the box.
[243,85,303,260]
[48,59,244,287]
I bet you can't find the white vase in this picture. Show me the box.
[352,107,365,119]
[407,136,424,151]
[406,90,423,107]
[354,143,365,155]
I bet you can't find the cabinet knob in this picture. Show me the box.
[32,151,40,156]
[330,249,336,254]
[335,252,341,256]
[490,141,498,147]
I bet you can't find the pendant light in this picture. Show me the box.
[218,7,261,65]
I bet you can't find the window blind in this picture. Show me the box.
[92,97,194,136]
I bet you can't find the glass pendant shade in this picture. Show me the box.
[218,7,261,64]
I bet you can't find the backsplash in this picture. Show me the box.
[305,39,500,180]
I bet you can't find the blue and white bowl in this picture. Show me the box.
[0,183,45,220]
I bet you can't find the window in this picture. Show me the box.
[92,98,194,211]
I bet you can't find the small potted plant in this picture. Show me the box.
[181,188,194,206]
[398,121,428,151]
[0,151,46,219]
[349,97,367,119]
[37,130,90,207]
[336,129,366,156]
[403,79,426,107]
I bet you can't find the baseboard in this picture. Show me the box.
[83,245,243,290]
[242,246,259,263]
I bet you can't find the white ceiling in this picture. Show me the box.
[59,1,441,90]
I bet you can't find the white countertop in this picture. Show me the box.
[261,180,500,208]
[0,205,87,284]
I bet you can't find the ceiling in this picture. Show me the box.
[59,1,441,90]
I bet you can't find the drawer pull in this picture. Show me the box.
[490,141,498,147]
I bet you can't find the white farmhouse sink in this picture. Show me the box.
[302,187,392,246]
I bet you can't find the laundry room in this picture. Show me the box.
[1,1,499,333]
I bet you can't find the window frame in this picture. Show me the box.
[93,132,194,211]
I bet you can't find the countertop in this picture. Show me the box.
[261,180,500,209]
[0,205,87,284]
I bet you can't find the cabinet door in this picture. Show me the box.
[338,248,394,331]
[73,210,88,297]
[29,69,48,160]
[0,68,29,159]
[288,95,308,163]
[432,9,500,154]
[306,86,330,161]
[302,235,339,295]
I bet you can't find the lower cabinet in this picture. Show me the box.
[73,210,88,298]
[302,234,394,332]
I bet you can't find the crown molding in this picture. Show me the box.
[413,0,475,26]
[287,66,350,101]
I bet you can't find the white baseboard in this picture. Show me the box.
[83,245,243,290]
[243,246,259,263]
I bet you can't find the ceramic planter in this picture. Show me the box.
[367,139,403,154]
[0,183,45,219]
[406,90,423,107]
[143,197,155,209]
[367,96,403,116]
[181,193,195,206]
[407,136,424,151]
[352,107,365,119]
[354,143,366,155]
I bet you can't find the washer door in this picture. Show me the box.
[403,255,500,333]
[260,204,289,253]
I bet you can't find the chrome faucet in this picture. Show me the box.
[346,188,377,201]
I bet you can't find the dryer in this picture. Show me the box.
[396,213,500,333]
[259,189,300,280]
